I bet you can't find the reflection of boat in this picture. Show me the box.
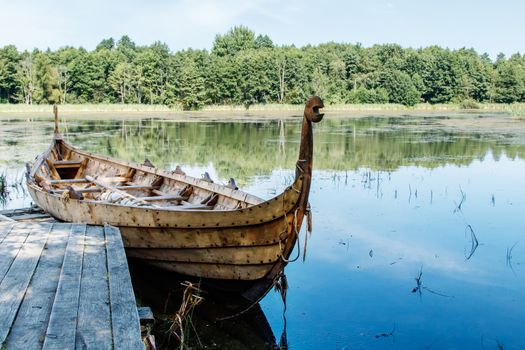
[27,96,324,300]
[129,261,279,350]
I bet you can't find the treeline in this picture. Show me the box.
[1,26,525,109]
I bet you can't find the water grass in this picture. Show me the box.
[2,102,525,115]
[375,324,396,342]
[507,104,525,119]
[166,281,204,349]
[453,186,466,213]
[464,225,479,260]
[412,267,453,298]
[0,172,7,206]
[506,242,519,276]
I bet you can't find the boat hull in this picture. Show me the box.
[28,181,304,281]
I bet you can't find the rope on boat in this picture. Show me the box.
[296,159,306,174]
[303,203,312,262]
[215,271,288,321]
[279,159,315,263]
[218,164,313,321]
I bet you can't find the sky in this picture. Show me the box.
[0,0,523,59]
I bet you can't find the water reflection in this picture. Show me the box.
[129,261,279,350]
[1,113,525,348]
[4,114,525,182]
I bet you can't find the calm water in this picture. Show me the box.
[1,112,525,349]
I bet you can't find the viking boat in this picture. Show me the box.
[27,96,324,300]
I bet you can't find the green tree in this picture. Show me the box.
[348,87,388,103]
[418,47,461,103]
[33,50,60,104]
[254,34,274,49]
[212,26,256,57]
[52,47,82,103]
[173,50,208,110]
[96,38,115,51]
[235,49,275,108]
[206,55,239,104]
[381,69,420,106]
[0,45,20,103]
[134,42,172,104]
[109,62,133,103]
[493,60,525,103]
[16,51,36,104]
[2,28,525,107]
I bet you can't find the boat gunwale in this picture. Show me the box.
[26,175,304,227]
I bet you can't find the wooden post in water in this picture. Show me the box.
[53,104,63,140]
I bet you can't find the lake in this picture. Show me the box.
[1,111,525,349]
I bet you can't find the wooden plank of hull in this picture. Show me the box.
[50,184,159,194]
[145,261,274,280]
[126,244,281,265]
[28,175,302,229]
[119,218,289,249]
[53,160,82,168]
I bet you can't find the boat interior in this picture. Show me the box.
[32,140,264,211]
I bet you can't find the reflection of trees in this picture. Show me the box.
[61,117,525,183]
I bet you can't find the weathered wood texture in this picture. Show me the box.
[105,225,143,350]
[0,207,53,222]
[0,222,143,350]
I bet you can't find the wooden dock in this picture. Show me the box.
[0,222,144,350]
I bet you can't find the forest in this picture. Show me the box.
[1,26,525,109]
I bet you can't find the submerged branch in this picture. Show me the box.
[464,224,479,260]
[506,242,519,276]
[411,267,454,298]
[453,186,466,213]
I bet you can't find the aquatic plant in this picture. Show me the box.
[464,225,479,260]
[506,242,519,276]
[167,281,204,349]
[0,172,8,206]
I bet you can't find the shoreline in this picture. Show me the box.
[0,102,523,120]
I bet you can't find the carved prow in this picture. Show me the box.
[294,95,324,214]
[296,96,324,179]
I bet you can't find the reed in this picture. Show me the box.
[506,242,518,276]
[167,282,204,350]
[464,225,479,260]
[0,103,175,114]
[453,186,466,213]
[2,102,525,115]
[0,172,8,206]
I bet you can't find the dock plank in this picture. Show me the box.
[0,223,15,244]
[6,223,71,350]
[0,224,33,285]
[0,221,143,349]
[105,225,143,350]
[43,224,86,350]
[0,214,15,222]
[75,225,112,349]
[0,223,51,345]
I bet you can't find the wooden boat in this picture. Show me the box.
[27,96,324,300]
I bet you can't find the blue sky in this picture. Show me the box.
[0,0,523,58]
